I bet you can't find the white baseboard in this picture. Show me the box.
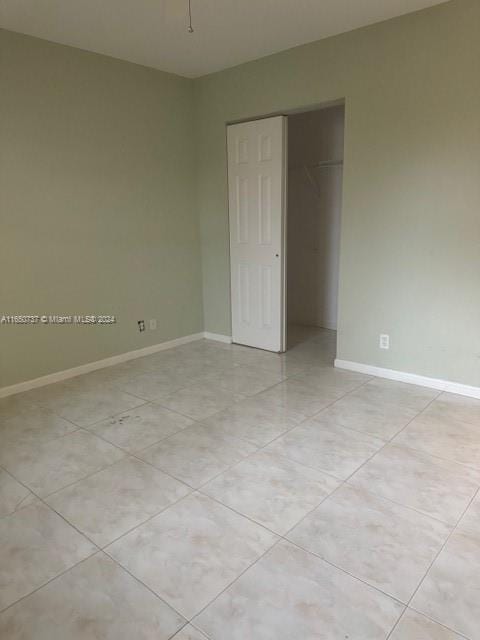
[203,332,232,344]
[335,359,480,400]
[0,332,205,399]
[7,336,477,402]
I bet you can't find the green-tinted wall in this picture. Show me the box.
[2,0,479,390]
[194,0,480,387]
[0,30,203,387]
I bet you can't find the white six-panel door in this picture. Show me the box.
[227,116,287,352]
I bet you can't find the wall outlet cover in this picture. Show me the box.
[379,334,390,350]
[149,319,157,330]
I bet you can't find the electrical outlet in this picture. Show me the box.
[149,319,157,331]
[138,320,145,332]
[379,334,390,350]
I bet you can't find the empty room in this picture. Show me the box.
[1,1,479,638]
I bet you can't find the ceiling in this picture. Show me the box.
[0,0,448,78]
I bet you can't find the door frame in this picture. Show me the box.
[225,99,345,352]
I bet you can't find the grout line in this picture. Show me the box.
[189,536,283,626]
[4,345,341,623]
[4,337,236,427]
[85,413,198,457]
[2,335,478,637]
[101,551,189,625]
[260,404,459,538]
[187,371,402,501]
[338,391,442,487]
[340,481,457,528]
[118,368,351,492]
[186,622,212,640]
[198,479,425,613]
[388,486,480,640]
[284,536,407,607]
[188,529,407,635]
[121,356,460,536]
[0,465,191,626]
[183,406,351,494]
[98,485,196,550]
[36,446,129,500]
[0,549,100,616]
[405,608,471,640]
[0,461,103,549]
[0,338,333,619]
[195,490,283,539]
[182,378,480,632]
[78,400,153,429]
[291,388,478,532]
[0,466,37,520]
[38,452,129,501]
[37,498,101,550]
[127,449,200,490]
[385,606,470,640]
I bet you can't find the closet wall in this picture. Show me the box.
[287,105,345,330]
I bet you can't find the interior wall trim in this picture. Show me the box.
[203,332,233,343]
[335,359,480,400]
[0,332,207,398]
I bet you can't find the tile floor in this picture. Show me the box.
[0,327,479,639]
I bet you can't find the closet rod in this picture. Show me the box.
[311,160,343,168]
[289,160,343,171]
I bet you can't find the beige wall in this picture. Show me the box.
[287,106,344,331]
[194,0,480,387]
[0,30,203,387]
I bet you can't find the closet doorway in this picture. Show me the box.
[287,105,345,353]
[226,103,344,357]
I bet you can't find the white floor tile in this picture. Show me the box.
[0,502,95,610]
[89,402,193,452]
[267,417,384,479]
[0,469,35,518]
[350,378,439,412]
[350,444,480,524]
[1,429,125,497]
[256,379,341,418]
[2,329,479,636]
[27,380,145,427]
[0,406,77,453]
[389,609,464,640]
[288,484,450,602]
[158,381,246,420]
[203,365,285,396]
[394,409,480,468]
[0,553,185,639]
[172,625,209,640]
[458,490,480,538]
[198,396,303,447]
[317,394,419,440]
[106,492,277,618]
[203,451,340,534]
[431,392,480,427]
[137,423,255,487]
[46,457,190,547]
[194,540,402,640]
[412,530,480,639]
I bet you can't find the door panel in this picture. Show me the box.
[227,116,287,352]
